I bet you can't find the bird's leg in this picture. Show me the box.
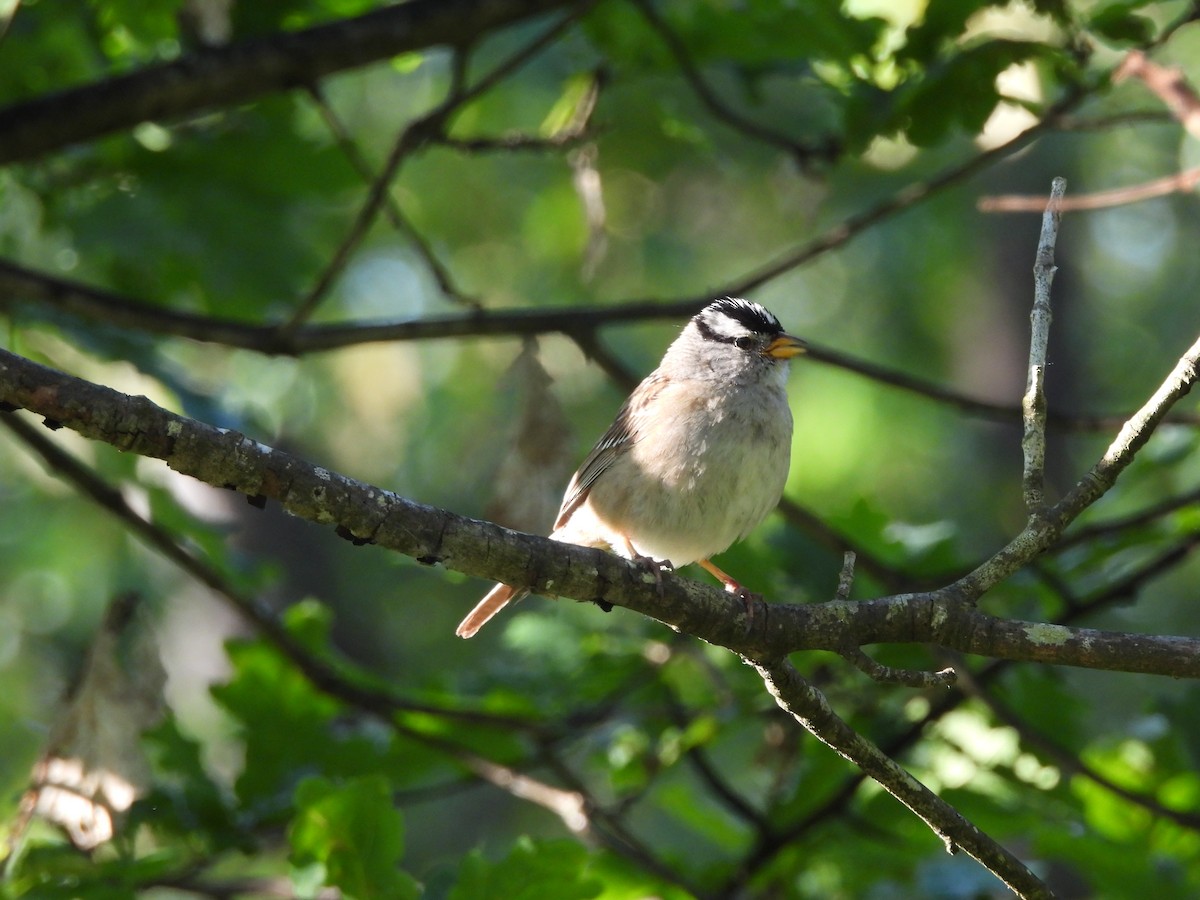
[697,558,762,622]
[620,536,673,595]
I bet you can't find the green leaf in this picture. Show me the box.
[211,638,389,817]
[901,0,1006,64]
[1088,1,1158,44]
[289,775,419,900]
[450,838,601,900]
[899,40,1049,146]
[139,716,246,852]
[668,0,885,69]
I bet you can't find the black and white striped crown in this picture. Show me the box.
[692,297,783,344]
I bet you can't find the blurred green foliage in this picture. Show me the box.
[3,0,1200,897]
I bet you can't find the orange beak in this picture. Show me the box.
[765,334,807,360]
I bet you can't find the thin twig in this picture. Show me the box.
[1022,177,1064,512]
[835,552,857,601]
[627,0,837,165]
[838,647,958,688]
[1051,110,1175,131]
[980,166,1200,213]
[1054,485,1200,550]
[954,329,1200,599]
[279,3,594,333]
[306,83,482,310]
[9,260,1199,431]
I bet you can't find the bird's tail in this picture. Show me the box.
[455,583,529,639]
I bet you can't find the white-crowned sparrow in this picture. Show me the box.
[456,297,805,638]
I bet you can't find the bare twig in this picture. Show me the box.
[1054,485,1200,550]
[436,66,603,153]
[984,48,1200,216]
[805,342,1200,430]
[459,755,590,832]
[835,552,857,601]
[720,87,1091,301]
[980,166,1200,213]
[1051,110,1175,131]
[1022,177,1064,512]
[306,83,482,310]
[955,329,1200,600]
[982,50,1200,215]
[281,5,593,331]
[838,647,958,688]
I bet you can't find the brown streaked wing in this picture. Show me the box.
[552,373,667,530]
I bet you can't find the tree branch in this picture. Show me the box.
[5,340,1199,897]
[1022,177,1064,511]
[281,5,592,332]
[0,0,581,164]
[753,657,1051,899]
[723,534,1200,894]
[979,166,1200,213]
[2,346,1197,679]
[6,258,1198,433]
[952,330,1200,600]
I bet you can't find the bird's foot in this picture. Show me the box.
[725,581,763,624]
[632,554,674,596]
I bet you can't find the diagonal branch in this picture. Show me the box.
[980,166,1200,213]
[626,0,837,164]
[753,657,1051,899]
[306,84,482,310]
[0,0,581,164]
[1,410,702,882]
[951,330,1200,600]
[282,5,593,331]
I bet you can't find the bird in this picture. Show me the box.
[456,297,805,639]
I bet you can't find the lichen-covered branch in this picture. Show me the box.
[2,346,1197,679]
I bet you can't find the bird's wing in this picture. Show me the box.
[553,373,666,531]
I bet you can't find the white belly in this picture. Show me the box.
[566,378,793,566]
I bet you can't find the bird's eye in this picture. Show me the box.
[734,336,756,350]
